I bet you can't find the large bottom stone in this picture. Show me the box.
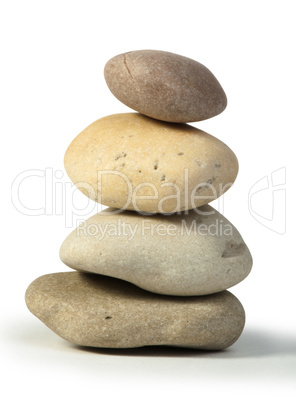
[25,272,245,350]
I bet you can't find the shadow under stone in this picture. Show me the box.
[70,329,296,359]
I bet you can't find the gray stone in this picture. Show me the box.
[25,272,245,350]
[104,50,227,123]
[60,205,252,296]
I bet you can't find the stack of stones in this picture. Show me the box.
[26,50,252,350]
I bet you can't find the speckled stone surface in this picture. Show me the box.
[60,205,252,296]
[25,272,245,350]
[104,50,227,123]
[64,113,238,213]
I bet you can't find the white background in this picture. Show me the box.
[1,0,295,400]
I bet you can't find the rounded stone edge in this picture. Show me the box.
[104,50,228,123]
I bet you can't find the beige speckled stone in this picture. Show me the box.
[60,205,252,296]
[25,272,245,350]
[104,50,227,123]
[64,113,238,213]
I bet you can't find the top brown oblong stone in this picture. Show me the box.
[104,50,227,123]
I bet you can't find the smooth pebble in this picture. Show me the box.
[64,113,238,213]
[25,272,245,350]
[104,50,227,123]
[60,205,252,296]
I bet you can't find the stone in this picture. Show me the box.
[60,205,252,296]
[104,50,227,123]
[25,272,245,350]
[64,113,238,213]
